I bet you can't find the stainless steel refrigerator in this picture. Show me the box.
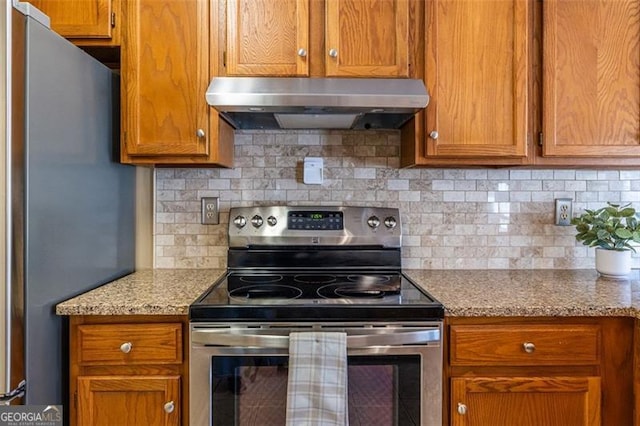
[3,3,135,409]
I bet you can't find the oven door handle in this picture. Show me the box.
[191,328,440,348]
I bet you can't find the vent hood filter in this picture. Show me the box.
[274,113,360,129]
[206,77,429,131]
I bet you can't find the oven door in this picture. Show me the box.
[190,323,442,426]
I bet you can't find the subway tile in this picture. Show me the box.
[387,179,409,190]
[620,170,640,180]
[509,170,531,180]
[597,170,619,180]
[443,191,465,202]
[432,180,454,191]
[553,170,575,180]
[154,132,636,271]
[399,191,421,202]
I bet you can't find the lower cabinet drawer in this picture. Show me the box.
[77,323,183,365]
[450,324,601,366]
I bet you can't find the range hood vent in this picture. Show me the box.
[205,77,429,130]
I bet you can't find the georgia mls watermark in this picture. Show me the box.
[0,405,62,426]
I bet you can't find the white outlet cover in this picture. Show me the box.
[303,157,323,185]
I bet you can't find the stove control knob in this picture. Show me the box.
[384,216,397,229]
[251,215,264,228]
[367,215,380,229]
[267,216,278,226]
[233,215,247,228]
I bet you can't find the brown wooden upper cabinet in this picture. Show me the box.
[120,0,233,165]
[404,0,529,166]
[29,0,120,46]
[540,0,640,163]
[224,0,411,78]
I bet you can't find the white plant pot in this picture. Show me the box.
[595,248,632,278]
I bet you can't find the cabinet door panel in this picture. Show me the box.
[451,377,601,426]
[424,0,528,159]
[227,0,309,76]
[325,0,409,77]
[122,0,209,156]
[543,0,640,157]
[30,0,113,39]
[77,376,180,426]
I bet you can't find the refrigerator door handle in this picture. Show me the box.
[0,380,25,403]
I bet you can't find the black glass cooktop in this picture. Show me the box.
[190,271,444,322]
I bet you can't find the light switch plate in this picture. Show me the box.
[303,157,323,185]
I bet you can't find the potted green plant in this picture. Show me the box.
[571,202,640,277]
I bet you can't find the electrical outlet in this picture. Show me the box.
[201,197,219,225]
[555,198,572,226]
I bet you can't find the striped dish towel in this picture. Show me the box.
[286,332,349,426]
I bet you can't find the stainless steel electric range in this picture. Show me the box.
[190,206,444,426]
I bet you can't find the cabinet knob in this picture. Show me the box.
[429,131,439,140]
[328,48,338,58]
[297,48,307,57]
[196,128,206,138]
[120,342,133,353]
[523,342,536,353]
[163,400,175,413]
[457,402,467,415]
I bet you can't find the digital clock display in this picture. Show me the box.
[288,211,343,230]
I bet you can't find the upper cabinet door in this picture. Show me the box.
[325,0,410,77]
[29,0,115,40]
[423,0,529,160]
[226,0,310,76]
[121,0,210,157]
[542,0,640,157]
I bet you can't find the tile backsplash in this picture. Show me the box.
[155,131,640,269]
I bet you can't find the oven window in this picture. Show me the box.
[211,355,420,425]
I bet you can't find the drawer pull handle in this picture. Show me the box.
[164,401,175,413]
[120,342,133,353]
[523,342,536,353]
[457,402,467,415]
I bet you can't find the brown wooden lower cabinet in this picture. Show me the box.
[446,317,634,426]
[69,315,189,426]
[68,315,636,425]
[451,376,600,426]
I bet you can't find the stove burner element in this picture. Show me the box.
[317,283,399,299]
[229,284,303,301]
[238,275,283,284]
[347,274,392,284]
[294,274,337,284]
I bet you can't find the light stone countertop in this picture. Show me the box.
[55,269,225,315]
[406,269,640,318]
[56,268,640,318]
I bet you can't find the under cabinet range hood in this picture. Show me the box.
[205,77,429,130]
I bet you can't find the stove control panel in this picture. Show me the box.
[288,211,344,230]
[228,206,401,248]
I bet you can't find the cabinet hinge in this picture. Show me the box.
[538,132,543,147]
[223,51,226,68]
[73,391,77,408]
[111,12,116,28]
